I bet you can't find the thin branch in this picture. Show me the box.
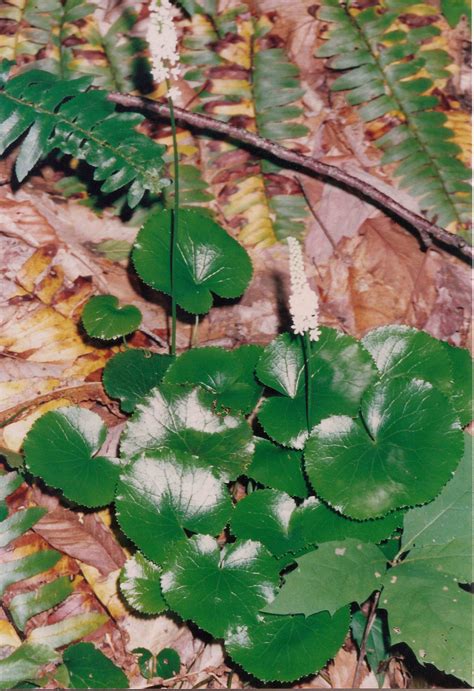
[107,91,472,263]
[352,591,381,688]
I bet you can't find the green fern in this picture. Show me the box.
[0,62,166,206]
[317,0,471,231]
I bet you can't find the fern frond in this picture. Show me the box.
[0,63,166,206]
[317,0,471,231]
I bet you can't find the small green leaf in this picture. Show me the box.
[256,329,377,448]
[247,438,308,498]
[381,562,472,684]
[161,536,280,638]
[120,552,166,614]
[10,576,73,632]
[90,239,132,261]
[304,378,464,519]
[400,434,472,581]
[132,209,253,315]
[225,608,350,683]
[0,550,60,597]
[0,643,59,690]
[232,490,403,557]
[264,539,386,616]
[0,507,46,548]
[155,648,180,679]
[63,642,129,688]
[24,407,120,508]
[0,471,22,500]
[120,385,254,480]
[82,295,142,340]
[351,610,390,681]
[103,349,173,413]
[163,345,263,414]
[116,451,233,563]
[132,648,155,680]
[27,613,108,649]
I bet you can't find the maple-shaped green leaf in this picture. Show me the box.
[82,295,142,340]
[247,438,308,498]
[120,385,254,480]
[132,209,253,314]
[24,407,120,508]
[305,378,463,519]
[120,552,166,615]
[116,451,233,563]
[256,329,377,448]
[163,345,262,414]
[225,607,350,683]
[63,642,129,688]
[0,643,59,690]
[400,433,472,581]
[232,490,403,557]
[439,341,473,426]
[103,349,173,413]
[264,539,386,616]
[381,562,472,684]
[161,536,280,638]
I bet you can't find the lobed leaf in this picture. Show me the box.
[120,552,166,615]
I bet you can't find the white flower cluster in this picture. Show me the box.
[146,0,180,98]
[287,236,320,342]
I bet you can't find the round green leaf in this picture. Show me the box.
[362,326,453,395]
[225,607,350,683]
[116,451,233,563]
[155,648,180,679]
[103,349,173,413]
[24,407,119,508]
[232,490,403,557]
[439,341,473,426]
[305,378,464,519]
[163,345,262,414]
[82,295,142,340]
[120,384,254,480]
[247,438,308,498]
[161,535,280,638]
[381,562,472,685]
[257,329,377,448]
[132,648,154,680]
[264,539,387,617]
[132,209,253,314]
[120,552,166,615]
[63,642,128,688]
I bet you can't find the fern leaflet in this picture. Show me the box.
[317,0,471,232]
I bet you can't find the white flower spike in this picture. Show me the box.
[147,0,180,91]
[287,237,320,342]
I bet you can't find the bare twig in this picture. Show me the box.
[108,92,472,263]
[352,591,382,688]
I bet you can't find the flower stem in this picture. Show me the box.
[303,331,313,433]
[167,84,179,357]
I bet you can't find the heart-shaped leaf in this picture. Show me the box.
[305,378,464,519]
[381,562,472,684]
[120,552,166,615]
[264,539,387,616]
[225,608,350,683]
[120,384,254,480]
[24,407,120,508]
[163,345,262,414]
[161,535,280,638]
[247,438,308,499]
[400,433,472,581]
[132,209,253,314]
[256,329,377,449]
[232,490,403,556]
[63,643,129,688]
[82,295,142,340]
[116,451,233,562]
[103,349,174,413]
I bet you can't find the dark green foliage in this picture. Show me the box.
[0,64,166,206]
[317,0,471,231]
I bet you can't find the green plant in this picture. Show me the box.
[316,0,472,232]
